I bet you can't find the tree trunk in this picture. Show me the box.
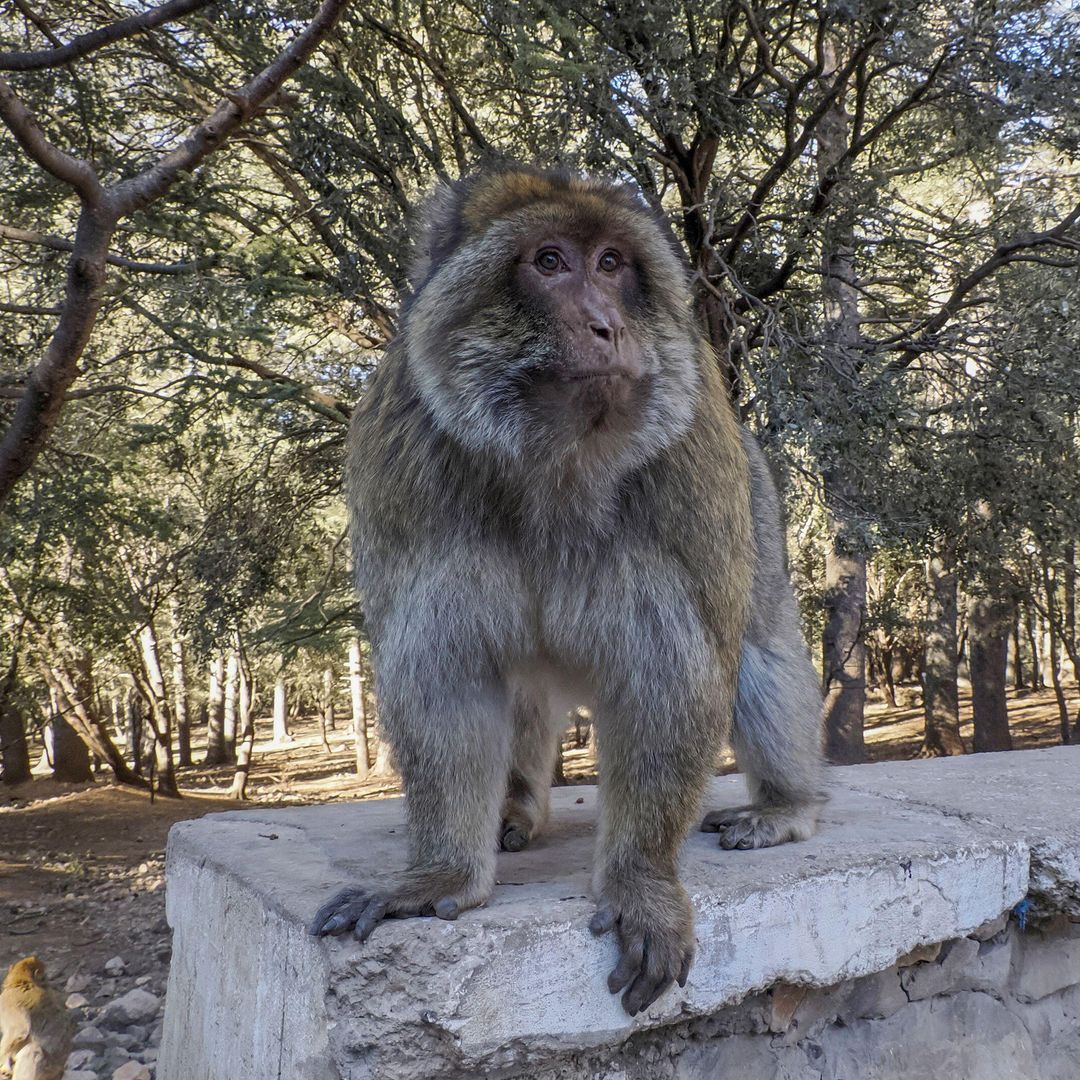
[169,608,191,767]
[921,551,964,755]
[228,644,255,799]
[1024,603,1042,690]
[47,688,92,782]
[1041,558,1072,744]
[349,638,369,776]
[817,37,867,765]
[137,622,180,796]
[0,664,31,784]
[1011,614,1025,690]
[969,596,1013,753]
[204,654,228,765]
[319,667,335,754]
[222,652,239,764]
[822,529,867,763]
[272,662,290,744]
[42,665,147,788]
[127,690,144,775]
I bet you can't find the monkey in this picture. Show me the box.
[310,165,823,1016]
[0,958,74,1080]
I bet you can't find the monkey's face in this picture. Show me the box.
[512,232,646,437]
[405,170,702,474]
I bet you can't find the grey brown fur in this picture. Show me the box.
[310,166,823,1016]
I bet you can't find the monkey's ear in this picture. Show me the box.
[407,176,478,294]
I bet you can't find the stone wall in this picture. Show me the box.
[157,747,1080,1079]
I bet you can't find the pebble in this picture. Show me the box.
[99,988,160,1025]
[67,1049,96,1069]
[62,1071,98,1080]
[66,992,90,1009]
[65,972,92,994]
[112,1061,152,1080]
[73,1024,105,1048]
[104,955,127,976]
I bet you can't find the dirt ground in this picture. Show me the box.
[1,686,1075,994]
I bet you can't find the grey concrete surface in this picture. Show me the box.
[151,747,1080,1080]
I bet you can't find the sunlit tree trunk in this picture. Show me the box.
[46,686,92,782]
[169,613,191,768]
[349,638,369,776]
[229,642,255,799]
[272,659,290,744]
[137,622,179,796]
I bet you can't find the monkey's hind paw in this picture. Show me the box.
[500,821,532,852]
[700,804,817,850]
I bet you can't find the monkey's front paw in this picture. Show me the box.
[308,887,397,941]
[589,880,695,1016]
[700,803,817,849]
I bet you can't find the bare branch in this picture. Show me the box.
[0,0,216,72]
[0,223,218,274]
[0,77,102,202]
[0,300,61,315]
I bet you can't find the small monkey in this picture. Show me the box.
[0,958,74,1080]
[311,166,823,1015]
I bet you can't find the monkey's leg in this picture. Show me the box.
[701,639,824,850]
[500,685,560,852]
[589,663,723,1016]
[310,604,514,940]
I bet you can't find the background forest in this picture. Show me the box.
[1,0,1079,799]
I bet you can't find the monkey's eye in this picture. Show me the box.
[598,250,622,273]
[535,249,564,273]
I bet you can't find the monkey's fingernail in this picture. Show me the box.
[321,915,348,935]
[434,898,459,920]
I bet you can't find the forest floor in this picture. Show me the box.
[0,685,1075,1077]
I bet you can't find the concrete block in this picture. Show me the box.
[158,770,1027,1080]
[833,746,1080,916]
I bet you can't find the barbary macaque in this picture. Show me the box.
[0,957,74,1080]
[311,166,823,1015]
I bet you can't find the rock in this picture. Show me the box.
[73,1024,106,1048]
[113,1062,152,1080]
[99,988,161,1026]
[135,975,152,987]
[65,973,92,994]
[67,1049,96,1070]
[104,956,126,976]
[63,1071,99,1080]
[66,993,90,1009]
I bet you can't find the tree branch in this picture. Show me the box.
[0,0,216,71]
[0,223,218,274]
[0,77,102,202]
[111,0,351,216]
[882,202,1080,374]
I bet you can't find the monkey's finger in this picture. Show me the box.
[589,904,618,936]
[309,888,368,936]
[699,809,734,833]
[434,897,460,920]
[677,948,693,988]
[607,936,644,995]
[353,898,389,942]
[624,969,673,1016]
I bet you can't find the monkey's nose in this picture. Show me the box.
[590,322,615,343]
